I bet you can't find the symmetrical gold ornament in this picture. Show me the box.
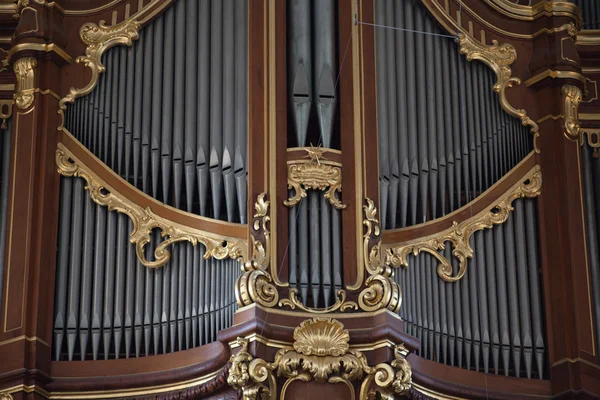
[13,57,37,109]
[358,199,402,313]
[458,33,540,152]
[56,144,247,268]
[235,194,279,308]
[227,318,412,399]
[384,166,542,283]
[562,84,583,142]
[279,288,358,314]
[284,146,346,209]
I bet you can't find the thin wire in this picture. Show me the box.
[356,21,456,38]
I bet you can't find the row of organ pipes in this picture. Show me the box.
[54,0,247,360]
[572,0,600,29]
[287,0,343,308]
[375,0,545,378]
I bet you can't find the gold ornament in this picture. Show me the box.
[562,84,582,142]
[227,318,412,399]
[458,33,540,152]
[56,144,246,268]
[284,145,346,209]
[279,288,358,314]
[13,57,36,109]
[385,166,542,282]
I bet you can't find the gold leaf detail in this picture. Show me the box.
[13,57,36,110]
[284,146,346,209]
[56,144,247,269]
[278,288,358,314]
[458,33,540,152]
[562,84,582,142]
[385,166,542,282]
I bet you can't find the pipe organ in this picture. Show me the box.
[2,0,600,399]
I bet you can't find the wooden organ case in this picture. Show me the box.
[0,0,600,399]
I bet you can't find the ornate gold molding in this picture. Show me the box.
[485,0,582,23]
[227,318,412,399]
[562,84,583,142]
[13,57,36,110]
[358,199,402,313]
[56,143,246,268]
[0,393,13,400]
[58,18,140,130]
[235,194,279,308]
[279,288,358,314]
[458,33,540,152]
[384,166,542,283]
[284,146,346,210]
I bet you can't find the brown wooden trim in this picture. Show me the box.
[47,341,230,392]
[59,130,247,239]
[409,354,553,399]
[382,153,536,244]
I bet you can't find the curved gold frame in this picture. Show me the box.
[57,0,173,130]
[56,141,247,269]
[485,0,582,23]
[384,165,542,283]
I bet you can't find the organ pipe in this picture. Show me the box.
[572,0,600,29]
[287,0,343,308]
[55,0,247,361]
[64,0,248,223]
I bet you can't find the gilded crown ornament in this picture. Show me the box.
[227,318,412,399]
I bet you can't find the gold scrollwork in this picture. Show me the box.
[359,199,401,313]
[57,16,141,130]
[284,146,346,209]
[562,84,582,142]
[458,33,540,152]
[227,318,412,399]
[0,393,13,400]
[279,288,358,314]
[13,57,37,110]
[385,166,542,283]
[235,194,279,308]
[56,144,246,268]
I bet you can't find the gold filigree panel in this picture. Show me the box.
[227,318,411,399]
[56,144,247,269]
[384,166,542,282]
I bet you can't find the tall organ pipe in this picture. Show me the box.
[375,0,533,229]
[0,119,11,315]
[55,0,247,361]
[572,0,600,29]
[64,0,248,224]
[287,0,342,308]
[395,199,547,378]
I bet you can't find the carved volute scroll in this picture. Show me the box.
[13,56,36,109]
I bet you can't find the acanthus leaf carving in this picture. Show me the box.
[56,144,247,269]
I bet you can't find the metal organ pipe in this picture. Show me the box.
[55,0,247,361]
[572,0,600,29]
[377,0,546,379]
[287,0,342,308]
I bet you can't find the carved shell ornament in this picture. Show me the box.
[227,318,412,399]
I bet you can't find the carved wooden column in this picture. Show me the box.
[0,2,69,398]
[529,15,600,396]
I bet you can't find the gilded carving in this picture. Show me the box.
[458,33,540,152]
[562,84,582,142]
[56,144,247,268]
[582,129,600,158]
[359,199,401,313]
[284,146,346,209]
[227,318,412,399]
[385,166,542,283]
[58,17,140,130]
[235,194,279,308]
[279,288,358,313]
[13,57,37,109]
[0,393,13,400]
